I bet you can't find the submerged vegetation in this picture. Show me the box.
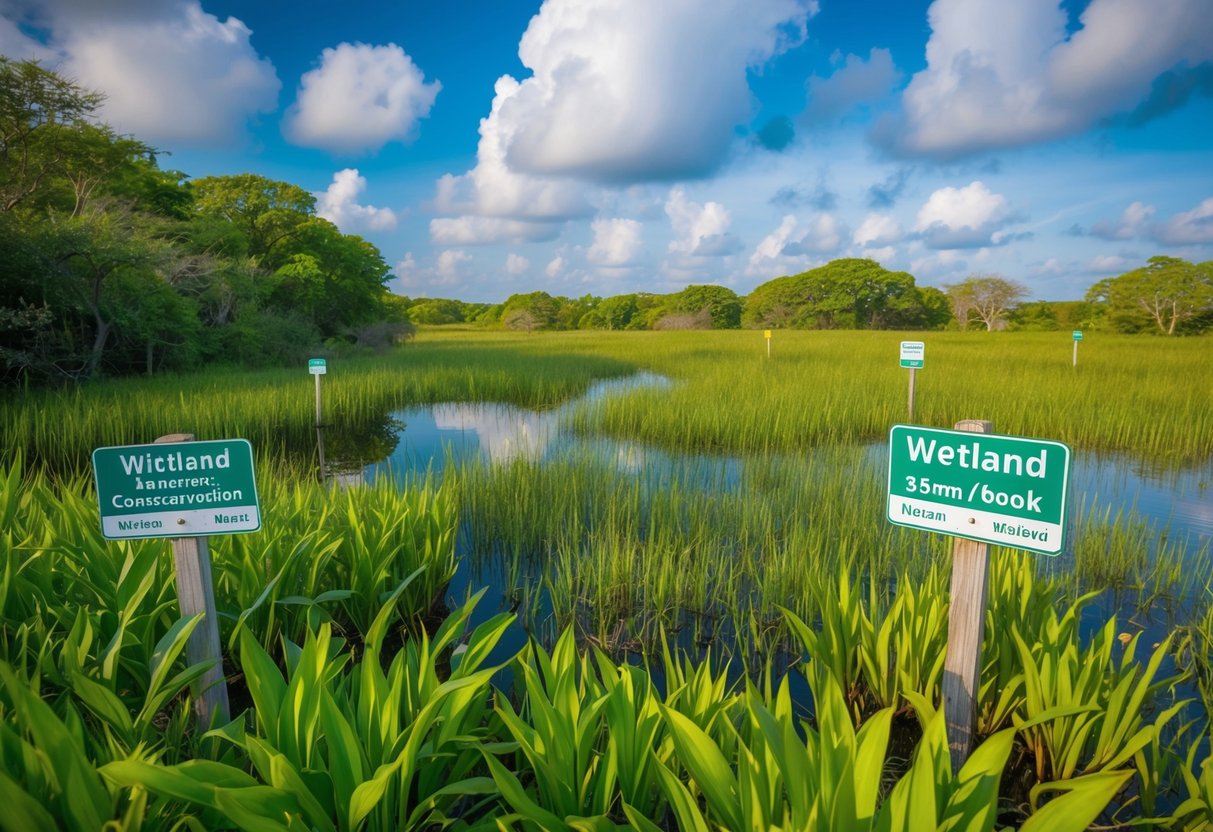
[3,328,1212,827]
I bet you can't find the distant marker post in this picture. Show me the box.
[764,329,772,358]
[900,341,925,421]
[309,358,327,479]
[1072,330,1082,367]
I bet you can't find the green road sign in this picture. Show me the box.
[900,340,924,369]
[93,439,261,540]
[309,358,327,375]
[887,425,1071,556]
[1072,330,1083,341]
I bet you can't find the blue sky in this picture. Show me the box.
[2,0,1211,302]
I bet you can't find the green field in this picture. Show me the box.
[3,329,1212,828]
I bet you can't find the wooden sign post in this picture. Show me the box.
[153,433,231,728]
[93,435,263,731]
[899,341,924,421]
[309,358,327,480]
[763,329,772,358]
[886,420,1071,772]
[1072,330,1082,368]
[939,419,992,772]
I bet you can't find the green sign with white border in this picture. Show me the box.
[1072,330,1083,341]
[887,425,1071,556]
[309,358,327,374]
[899,340,924,369]
[92,439,261,540]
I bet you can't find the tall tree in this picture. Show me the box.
[1086,256,1213,335]
[0,57,103,213]
[191,174,315,268]
[944,275,1027,331]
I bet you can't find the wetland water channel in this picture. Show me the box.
[338,372,1211,662]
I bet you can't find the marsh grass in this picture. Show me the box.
[3,328,1210,827]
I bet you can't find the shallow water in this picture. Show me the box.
[361,372,1212,546]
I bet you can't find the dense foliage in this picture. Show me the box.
[0,58,406,385]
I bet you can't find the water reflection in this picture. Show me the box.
[366,382,1212,544]
[367,372,671,477]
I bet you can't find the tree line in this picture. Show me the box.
[0,58,408,386]
[403,257,1212,337]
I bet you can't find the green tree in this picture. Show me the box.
[44,205,163,378]
[1086,256,1213,335]
[671,284,741,329]
[0,57,104,213]
[191,174,315,268]
[944,275,1027,331]
[744,259,937,330]
[408,298,467,324]
[501,291,561,330]
[581,293,639,330]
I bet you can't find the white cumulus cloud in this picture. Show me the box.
[494,0,815,183]
[1089,201,1156,241]
[315,169,397,232]
[436,249,471,279]
[1151,197,1213,245]
[430,216,561,245]
[431,76,593,226]
[665,187,740,256]
[915,181,1014,248]
[284,42,439,153]
[588,218,643,266]
[853,213,903,247]
[885,0,1213,157]
[2,0,280,145]
[505,254,530,275]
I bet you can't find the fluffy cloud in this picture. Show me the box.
[452,0,814,191]
[315,169,397,232]
[588,218,643,266]
[1,0,280,145]
[665,188,740,256]
[436,250,472,280]
[506,254,530,275]
[804,48,900,122]
[884,0,1213,157]
[430,216,561,245]
[1087,254,1132,273]
[1151,197,1213,245]
[914,181,1014,248]
[283,42,439,153]
[431,76,593,226]
[1089,201,1156,241]
[853,213,902,247]
[747,212,844,275]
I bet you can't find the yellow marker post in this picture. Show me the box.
[763,329,772,358]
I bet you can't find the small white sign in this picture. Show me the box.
[900,341,924,369]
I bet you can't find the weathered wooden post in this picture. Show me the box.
[93,435,262,731]
[940,419,992,772]
[886,420,1071,774]
[309,358,327,481]
[154,433,230,728]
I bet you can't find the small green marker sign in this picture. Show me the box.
[92,439,261,540]
[887,425,1071,556]
[899,341,924,369]
[1072,330,1083,341]
[309,358,327,375]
